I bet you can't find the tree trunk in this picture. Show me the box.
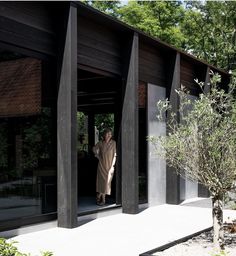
[212,195,224,250]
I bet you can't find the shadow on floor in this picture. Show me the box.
[180,198,212,208]
[78,196,116,214]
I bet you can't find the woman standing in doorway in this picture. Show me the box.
[93,128,116,206]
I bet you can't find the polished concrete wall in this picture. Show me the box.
[147,83,166,206]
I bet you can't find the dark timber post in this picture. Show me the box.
[88,113,95,150]
[198,65,210,198]
[115,112,122,205]
[57,4,78,228]
[204,66,211,93]
[121,32,139,214]
[166,52,181,204]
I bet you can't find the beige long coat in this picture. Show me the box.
[93,139,116,195]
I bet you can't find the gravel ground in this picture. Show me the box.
[153,224,236,256]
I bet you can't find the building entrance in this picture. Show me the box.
[77,68,121,213]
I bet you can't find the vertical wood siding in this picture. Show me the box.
[180,57,206,95]
[77,16,122,75]
[139,41,166,86]
[0,2,57,56]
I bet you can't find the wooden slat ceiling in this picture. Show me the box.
[77,69,120,113]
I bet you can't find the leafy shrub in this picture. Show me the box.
[0,238,53,256]
[210,250,229,256]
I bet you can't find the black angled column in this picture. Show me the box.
[121,32,139,214]
[166,52,181,204]
[198,65,210,198]
[57,4,78,228]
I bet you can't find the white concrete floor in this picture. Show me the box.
[5,198,236,256]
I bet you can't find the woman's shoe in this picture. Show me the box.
[96,193,101,205]
[97,202,105,206]
[96,193,106,206]
[101,194,106,205]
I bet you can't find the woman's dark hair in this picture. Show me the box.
[102,128,113,138]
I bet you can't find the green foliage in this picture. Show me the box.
[0,238,27,256]
[210,249,229,256]
[150,72,236,249]
[118,1,185,48]
[150,72,236,198]
[77,112,114,135]
[77,112,87,151]
[77,112,114,147]
[231,204,236,210]
[84,0,121,18]
[85,1,236,72]
[40,252,53,256]
[0,238,53,256]
[181,1,236,70]
[95,113,114,139]
[0,108,53,181]
[77,112,86,134]
[224,191,236,210]
[22,108,52,170]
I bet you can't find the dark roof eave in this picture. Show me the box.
[73,1,229,76]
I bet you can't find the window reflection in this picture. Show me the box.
[0,52,56,222]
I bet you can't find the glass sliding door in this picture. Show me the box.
[0,50,57,226]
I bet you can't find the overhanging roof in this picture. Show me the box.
[73,1,229,76]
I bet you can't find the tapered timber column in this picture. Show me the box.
[198,66,210,198]
[204,66,211,93]
[121,32,139,214]
[166,52,181,204]
[57,5,78,228]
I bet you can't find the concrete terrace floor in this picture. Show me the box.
[2,198,236,256]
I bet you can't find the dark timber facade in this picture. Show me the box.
[0,2,229,231]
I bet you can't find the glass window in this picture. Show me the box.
[0,51,57,222]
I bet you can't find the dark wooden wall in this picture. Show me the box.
[0,2,230,229]
[181,56,208,95]
[0,2,67,57]
[139,41,166,87]
[77,16,122,75]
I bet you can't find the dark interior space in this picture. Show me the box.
[138,108,147,203]
[77,68,121,212]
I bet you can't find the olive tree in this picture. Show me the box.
[150,71,236,250]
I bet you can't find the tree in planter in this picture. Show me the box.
[150,71,236,250]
